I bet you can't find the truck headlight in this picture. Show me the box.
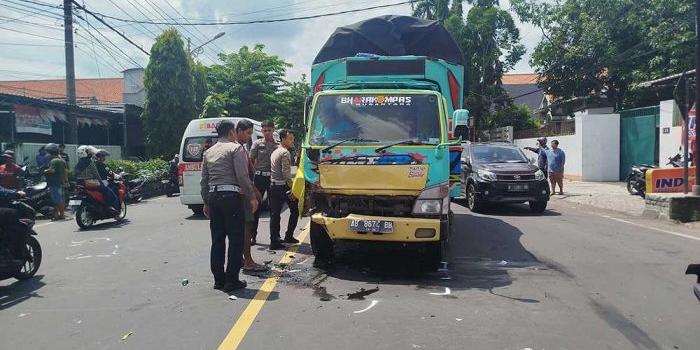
[413,183,449,215]
[534,169,545,181]
[476,169,497,181]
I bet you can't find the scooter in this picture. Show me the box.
[162,172,179,197]
[0,199,42,281]
[70,179,127,229]
[19,166,54,217]
[119,170,145,203]
[626,154,686,198]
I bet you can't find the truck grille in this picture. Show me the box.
[327,195,416,217]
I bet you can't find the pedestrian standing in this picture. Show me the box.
[35,146,49,169]
[43,143,67,220]
[0,151,22,190]
[201,120,258,293]
[544,139,566,195]
[524,137,549,179]
[248,120,278,245]
[58,143,70,169]
[268,129,299,250]
[234,119,267,273]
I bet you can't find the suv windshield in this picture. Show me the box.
[309,93,441,146]
[471,144,528,163]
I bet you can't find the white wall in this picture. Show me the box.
[580,112,621,181]
[514,111,620,181]
[659,99,684,168]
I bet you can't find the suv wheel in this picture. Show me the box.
[529,200,547,213]
[467,183,485,213]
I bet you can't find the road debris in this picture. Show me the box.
[181,278,189,286]
[353,299,379,314]
[18,313,28,318]
[498,260,508,266]
[429,287,451,296]
[346,287,379,300]
[122,332,133,340]
[228,295,238,300]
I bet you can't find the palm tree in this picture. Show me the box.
[410,0,451,21]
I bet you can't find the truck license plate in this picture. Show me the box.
[349,219,394,233]
[507,184,529,192]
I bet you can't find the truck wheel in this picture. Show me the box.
[425,241,444,271]
[310,222,334,267]
[529,200,547,213]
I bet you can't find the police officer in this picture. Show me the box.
[248,120,278,245]
[268,129,299,250]
[201,120,258,293]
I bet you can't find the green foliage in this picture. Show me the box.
[198,93,229,119]
[510,0,694,110]
[106,159,169,183]
[487,103,539,131]
[191,59,209,115]
[143,29,197,158]
[276,75,310,147]
[207,44,291,119]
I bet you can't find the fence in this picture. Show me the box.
[513,121,576,140]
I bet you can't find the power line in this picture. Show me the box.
[73,13,144,67]
[0,23,65,41]
[74,1,413,26]
[0,41,64,47]
[71,0,150,56]
[2,0,63,21]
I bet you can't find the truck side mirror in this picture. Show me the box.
[452,109,470,139]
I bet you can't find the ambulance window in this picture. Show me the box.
[182,137,216,163]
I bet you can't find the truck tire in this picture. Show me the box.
[310,222,334,267]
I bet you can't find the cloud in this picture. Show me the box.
[0,0,539,82]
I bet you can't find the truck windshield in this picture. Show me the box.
[309,93,441,146]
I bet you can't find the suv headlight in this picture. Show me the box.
[534,169,545,181]
[476,169,497,181]
[412,183,450,215]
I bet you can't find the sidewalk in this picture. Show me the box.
[549,180,646,217]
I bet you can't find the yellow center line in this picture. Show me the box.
[216,223,311,350]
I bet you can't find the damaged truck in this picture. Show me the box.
[292,15,470,269]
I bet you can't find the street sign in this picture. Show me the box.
[673,73,695,121]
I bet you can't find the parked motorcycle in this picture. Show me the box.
[626,154,686,198]
[70,179,127,229]
[162,172,179,197]
[0,199,42,281]
[19,166,54,217]
[119,170,145,203]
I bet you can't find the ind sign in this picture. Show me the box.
[645,167,697,193]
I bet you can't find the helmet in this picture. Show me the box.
[96,149,111,157]
[76,145,93,159]
[537,137,548,144]
[45,143,60,155]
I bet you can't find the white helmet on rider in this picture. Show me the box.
[96,149,111,157]
[76,145,95,159]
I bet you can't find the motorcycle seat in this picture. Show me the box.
[28,182,47,192]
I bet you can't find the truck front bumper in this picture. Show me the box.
[311,213,446,243]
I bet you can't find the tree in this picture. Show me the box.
[410,0,451,21]
[510,0,694,110]
[207,44,291,119]
[190,59,209,115]
[143,29,196,157]
[276,75,310,148]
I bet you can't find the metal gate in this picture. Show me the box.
[619,106,659,180]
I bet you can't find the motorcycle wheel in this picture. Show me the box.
[76,205,95,229]
[12,235,42,281]
[165,186,173,197]
[626,176,639,195]
[116,200,127,221]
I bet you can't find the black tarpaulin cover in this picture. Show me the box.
[313,15,465,66]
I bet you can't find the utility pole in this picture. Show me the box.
[64,0,78,144]
[694,0,700,195]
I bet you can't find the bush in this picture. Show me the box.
[106,159,169,184]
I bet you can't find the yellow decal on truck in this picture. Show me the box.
[318,164,428,191]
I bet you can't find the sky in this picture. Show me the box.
[0,0,542,83]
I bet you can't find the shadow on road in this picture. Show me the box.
[75,218,132,232]
[0,275,46,311]
[469,202,563,217]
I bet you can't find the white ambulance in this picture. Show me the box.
[178,117,265,216]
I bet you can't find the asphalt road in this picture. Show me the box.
[1,195,699,350]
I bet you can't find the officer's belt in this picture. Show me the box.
[271,180,287,186]
[255,171,271,176]
[209,185,241,193]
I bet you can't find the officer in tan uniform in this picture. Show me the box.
[268,129,299,250]
[201,120,258,293]
[248,120,278,245]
